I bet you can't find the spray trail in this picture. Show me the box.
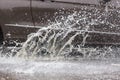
[0,5,119,59]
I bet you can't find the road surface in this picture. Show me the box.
[0,57,120,80]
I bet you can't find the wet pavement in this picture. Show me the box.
[0,57,120,80]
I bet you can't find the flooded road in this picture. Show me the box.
[0,57,120,80]
[0,2,120,79]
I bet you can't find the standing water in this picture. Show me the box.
[0,3,120,80]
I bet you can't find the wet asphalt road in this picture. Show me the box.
[0,58,120,80]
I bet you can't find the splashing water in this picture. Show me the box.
[0,4,119,60]
[12,6,120,59]
[0,4,120,80]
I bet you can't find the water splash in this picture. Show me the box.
[13,6,120,59]
[0,5,119,60]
